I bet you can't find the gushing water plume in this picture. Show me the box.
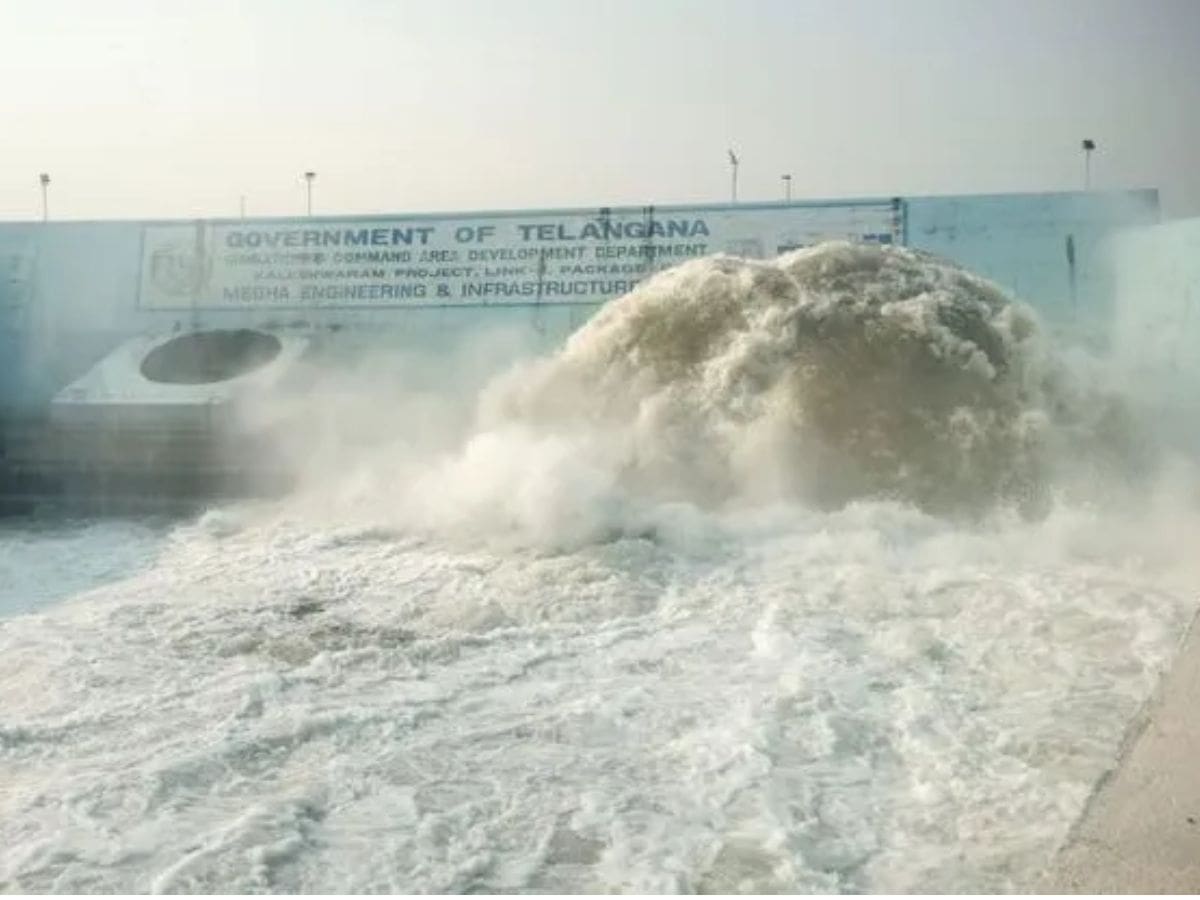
[480,242,1142,517]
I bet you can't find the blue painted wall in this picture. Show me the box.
[0,189,1161,415]
[905,190,1159,339]
[1109,216,1200,385]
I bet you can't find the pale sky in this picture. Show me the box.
[2,0,1198,221]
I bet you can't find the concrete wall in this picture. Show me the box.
[905,189,1159,340]
[0,189,1161,415]
[1108,216,1200,390]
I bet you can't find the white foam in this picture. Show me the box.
[2,489,1197,892]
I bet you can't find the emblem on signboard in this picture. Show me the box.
[147,240,212,297]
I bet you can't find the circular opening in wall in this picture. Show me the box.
[140,329,283,384]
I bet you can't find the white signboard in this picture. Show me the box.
[137,201,902,310]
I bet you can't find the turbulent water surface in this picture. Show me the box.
[1,244,1197,893]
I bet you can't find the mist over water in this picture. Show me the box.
[267,243,1171,540]
[2,243,1198,892]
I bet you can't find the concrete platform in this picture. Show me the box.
[0,329,310,506]
[51,329,309,419]
[1039,613,1200,893]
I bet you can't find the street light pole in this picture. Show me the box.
[39,173,50,221]
[782,173,792,202]
[728,149,739,204]
[1081,139,1096,191]
[304,170,316,216]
